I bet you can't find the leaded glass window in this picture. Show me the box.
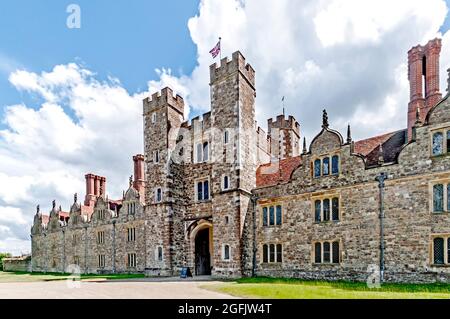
[224,245,230,260]
[332,241,340,264]
[433,132,444,156]
[314,159,321,177]
[263,244,268,263]
[332,155,339,175]
[447,131,450,153]
[433,184,444,212]
[269,244,275,263]
[203,180,209,200]
[263,207,268,226]
[276,205,282,225]
[269,206,275,226]
[315,200,321,222]
[434,237,444,265]
[323,157,330,176]
[315,243,321,263]
[197,182,203,201]
[323,199,330,221]
[276,244,282,263]
[203,142,209,161]
[323,242,331,263]
[332,198,339,221]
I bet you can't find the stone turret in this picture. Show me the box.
[268,114,300,159]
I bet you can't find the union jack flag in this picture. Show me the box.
[209,39,221,58]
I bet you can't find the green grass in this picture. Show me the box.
[0,271,145,283]
[203,277,450,299]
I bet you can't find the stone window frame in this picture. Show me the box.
[153,150,160,164]
[195,177,211,202]
[430,234,450,266]
[127,253,137,268]
[97,209,106,220]
[151,112,157,123]
[155,188,163,203]
[155,246,164,262]
[429,179,450,214]
[261,203,283,228]
[222,244,231,262]
[312,240,341,265]
[127,202,137,215]
[311,153,340,179]
[430,125,450,157]
[127,227,136,242]
[224,130,230,145]
[194,140,211,164]
[222,175,230,191]
[97,230,105,245]
[98,254,105,268]
[311,194,341,223]
[261,243,283,264]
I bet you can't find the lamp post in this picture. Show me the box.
[375,172,388,283]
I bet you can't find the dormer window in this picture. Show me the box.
[313,155,339,178]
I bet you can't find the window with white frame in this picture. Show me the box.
[127,227,136,242]
[262,204,282,227]
[314,240,340,264]
[98,254,105,268]
[432,182,450,213]
[223,244,230,261]
[223,175,230,190]
[432,236,450,265]
[196,180,210,201]
[195,141,210,163]
[127,253,137,268]
[314,197,340,222]
[97,231,105,244]
[155,188,162,203]
[262,243,282,263]
[431,128,450,156]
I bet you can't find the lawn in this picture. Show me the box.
[0,271,145,283]
[203,277,450,299]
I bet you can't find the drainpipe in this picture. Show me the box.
[375,172,387,283]
[251,194,259,277]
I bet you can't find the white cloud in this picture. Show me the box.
[1,0,449,255]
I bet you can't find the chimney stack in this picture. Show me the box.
[407,38,442,141]
[133,154,146,202]
[84,174,96,206]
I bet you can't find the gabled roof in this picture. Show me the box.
[354,129,407,166]
[256,156,302,187]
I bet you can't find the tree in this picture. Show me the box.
[0,253,11,271]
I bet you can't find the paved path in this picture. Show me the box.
[0,280,237,299]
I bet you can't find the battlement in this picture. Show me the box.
[143,87,185,115]
[268,114,300,136]
[209,51,255,87]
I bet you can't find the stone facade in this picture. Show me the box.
[30,38,450,283]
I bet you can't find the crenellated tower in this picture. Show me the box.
[268,114,301,159]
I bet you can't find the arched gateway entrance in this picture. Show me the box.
[194,228,211,275]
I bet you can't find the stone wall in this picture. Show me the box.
[3,256,31,272]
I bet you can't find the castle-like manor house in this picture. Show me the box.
[31,38,450,282]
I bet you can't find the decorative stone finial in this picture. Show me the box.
[129,175,133,187]
[378,143,384,164]
[58,205,62,212]
[302,137,307,154]
[36,205,40,215]
[415,106,421,125]
[447,68,450,94]
[347,124,352,143]
[322,109,329,128]
[74,193,78,203]
[52,200,56,210]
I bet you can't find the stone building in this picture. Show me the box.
[31,38,450,282]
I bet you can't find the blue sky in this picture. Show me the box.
[0,1,199,119]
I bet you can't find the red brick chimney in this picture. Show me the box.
[408,38,442,140]
[133,154,145,202]
[84,173,96,206]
